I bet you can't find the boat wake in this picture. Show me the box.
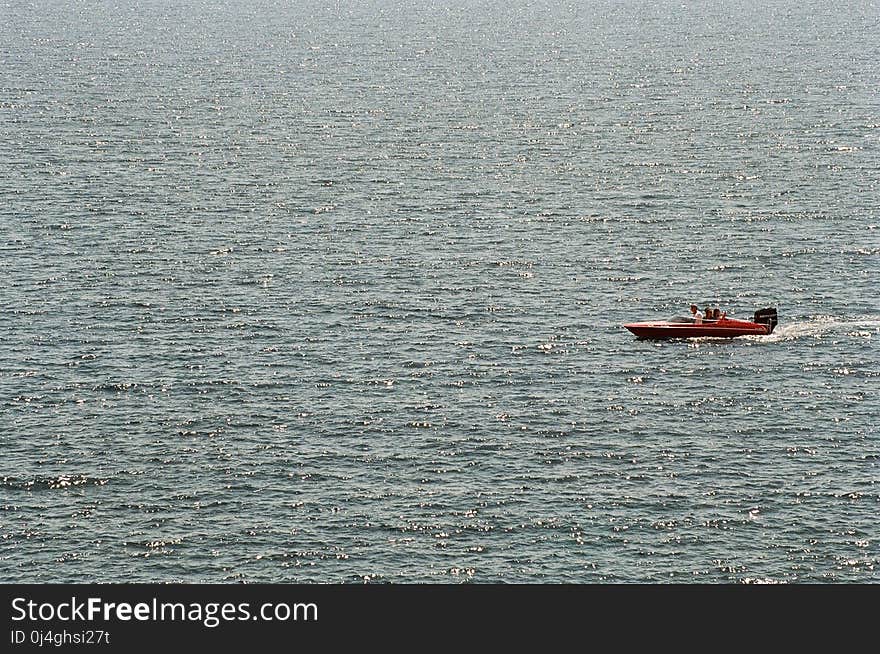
[749,316,880,343]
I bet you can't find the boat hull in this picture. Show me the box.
[624,320,770,339]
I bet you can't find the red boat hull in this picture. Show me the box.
[624,318,771,339]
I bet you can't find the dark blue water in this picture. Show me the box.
[1,0,878,582]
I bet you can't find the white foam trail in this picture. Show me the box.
[754,316,880,343]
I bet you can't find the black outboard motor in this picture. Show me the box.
[753,307,778,334]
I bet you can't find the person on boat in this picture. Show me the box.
[690,304,703,324]
[704,306,713,321]
[713,308,721,320]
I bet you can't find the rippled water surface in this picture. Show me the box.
[1,0,878,582]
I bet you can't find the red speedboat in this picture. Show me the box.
[625,308,778,339]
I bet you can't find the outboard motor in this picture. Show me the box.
[753,307,778,334]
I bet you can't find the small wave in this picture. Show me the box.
[1,475,109,490]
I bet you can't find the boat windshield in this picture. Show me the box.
[668,315,693,323]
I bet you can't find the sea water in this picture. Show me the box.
[1,0,878,582]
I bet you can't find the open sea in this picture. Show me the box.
[1,0,878,583]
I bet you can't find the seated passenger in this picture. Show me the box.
[713,308,721,320]
[704,306,713,321]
